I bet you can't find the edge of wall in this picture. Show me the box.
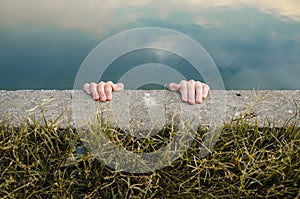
[0,90,299,129]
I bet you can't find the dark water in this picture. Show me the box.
[0,1,299,90]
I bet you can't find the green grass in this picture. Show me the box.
[0,113,299,198]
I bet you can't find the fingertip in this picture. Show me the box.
[181,96,188,103]
[106,92,112,101]
[93,94,100,101]
[188,100,195,105]
[99,95,107,102]
[196,97,202,104]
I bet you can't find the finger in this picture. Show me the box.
[179,80,188,103]
[89,82,99,100]
[83,83,91,95]
[97,81,106,102]
[104,81,113,101]
[168,82,181,91]
[202,83,210,99]
[195,81,203,104]
[187,80,196,105]
[112,82,124,91]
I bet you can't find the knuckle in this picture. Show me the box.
[189,79,195,84]
[202,83,209,89]
[97,82,105,87]
[90,82,96,86]
[195,81,202,88]
[104,85,112,92]
[180,80,187,84]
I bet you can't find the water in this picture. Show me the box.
[0,1,299,90]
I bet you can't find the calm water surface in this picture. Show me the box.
[0,1,299,90]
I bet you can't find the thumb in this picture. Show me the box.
[83,83,91,95]
[112,83,124,91]
[168,82,180,91]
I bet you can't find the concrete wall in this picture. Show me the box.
[0,90,299,130]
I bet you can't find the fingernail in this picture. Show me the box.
[189,100,195,105]
[196,97,202,103]
[181,97,187,102]
[106,94,112,100]
[100,95,106,102]
[93,94,99,100]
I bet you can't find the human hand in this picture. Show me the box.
[83,81,124,102]
[169,80,210,105]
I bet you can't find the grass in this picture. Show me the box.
[0,111,299,198]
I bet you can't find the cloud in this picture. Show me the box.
[0,0,299,34]
[221,62,300,89]
[186,0,300,21]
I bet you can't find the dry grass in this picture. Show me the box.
[0,112,299,198]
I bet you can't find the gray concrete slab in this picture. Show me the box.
[0,90,299,130]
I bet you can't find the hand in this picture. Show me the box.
[83,81,124,102]
[169,80,210,105]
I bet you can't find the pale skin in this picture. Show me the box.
[83,80,210,105]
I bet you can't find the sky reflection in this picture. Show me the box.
[0,0,299,89]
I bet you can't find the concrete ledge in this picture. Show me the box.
[0,90,299,129]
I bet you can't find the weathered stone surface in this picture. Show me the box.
[0,90,299,130]
[0,90,72,128]
[223,90,299,127]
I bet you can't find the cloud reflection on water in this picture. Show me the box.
[0,1,299,89]
[1,0,299,32]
